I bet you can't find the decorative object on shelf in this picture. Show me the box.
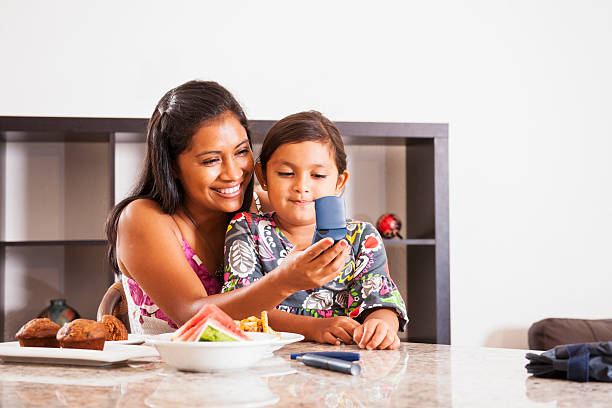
[38,299,80,327]
[376,214,403,239]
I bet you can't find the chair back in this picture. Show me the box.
[528,318,612,350]
[97,281,131,332]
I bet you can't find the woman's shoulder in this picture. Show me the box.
[121,198,165,221]
[118,199,179,236]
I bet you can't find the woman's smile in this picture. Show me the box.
[211,183,242,198]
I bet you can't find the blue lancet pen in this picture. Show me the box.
[290,351,360,361]
[296,353,361,376]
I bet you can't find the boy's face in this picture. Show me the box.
[258,141,348,229]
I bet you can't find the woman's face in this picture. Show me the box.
[260,140,348,229]
[175,112,254,215]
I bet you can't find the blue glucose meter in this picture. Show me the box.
[312,196,347,245]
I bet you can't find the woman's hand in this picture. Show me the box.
[274,238,349,294]
[353,318,401,350]
[309,316,361,345]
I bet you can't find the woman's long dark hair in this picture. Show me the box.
[106,80,254,275]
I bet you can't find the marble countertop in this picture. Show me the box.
[1,341,611,407]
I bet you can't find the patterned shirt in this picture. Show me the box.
[222,212,408,331]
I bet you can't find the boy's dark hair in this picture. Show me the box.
[105,80,254,275]
[258,110,347,174]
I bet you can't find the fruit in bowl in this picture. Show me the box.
[172,304,250,342]
[148,305,281,372]
[237,311,281,337]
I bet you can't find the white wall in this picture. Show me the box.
[2,0,611,348]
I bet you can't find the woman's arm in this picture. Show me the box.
[117,200,348,326]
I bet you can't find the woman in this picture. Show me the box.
[106,80,348,334]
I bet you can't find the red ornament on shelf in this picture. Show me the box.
[376,214,403,239]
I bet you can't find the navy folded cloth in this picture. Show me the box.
[525,341,612,382]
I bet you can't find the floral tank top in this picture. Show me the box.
[122,238,222,335]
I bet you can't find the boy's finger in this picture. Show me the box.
[328,247,350,272]
[390,335,401,350]
[377,332,396,350]
[352,324,364,344]
[311,239,347,268]
[312,244,349,283]
[358,322,376,349]
[366,325,387,350]
[316,269,342,286]
[340,318,361,334]
[322,332,340,345]
[330,327,353,344]
[304,238,335,261]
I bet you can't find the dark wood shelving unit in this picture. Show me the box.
[0,116,449,344]
[1,240,107,247]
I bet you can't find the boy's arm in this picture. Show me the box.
[346,222,408,331]
[267,309,359,345]
[362,307,399,331]
[267,309,315,339]
[354,307,401,350]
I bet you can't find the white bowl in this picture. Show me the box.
[147,332,280,372]
[268,332,304,353]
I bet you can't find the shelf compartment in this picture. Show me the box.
[2,245,112,341]
[3,140,110,242]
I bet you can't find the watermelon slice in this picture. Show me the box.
[172,303,219,339]
[172,304,250,342]
[197,317,249,342]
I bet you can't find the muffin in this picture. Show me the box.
[100,315,128,341]
[15,318,61,347]
[56,319,106,350]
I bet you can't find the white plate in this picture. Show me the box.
[268,332,304,352]
[0,342,158,367]
[109,333,147,345]
[148,331,281,372]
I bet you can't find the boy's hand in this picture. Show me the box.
[353,318,400,350]
[276,238,349,294]
[310,316,360,345]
